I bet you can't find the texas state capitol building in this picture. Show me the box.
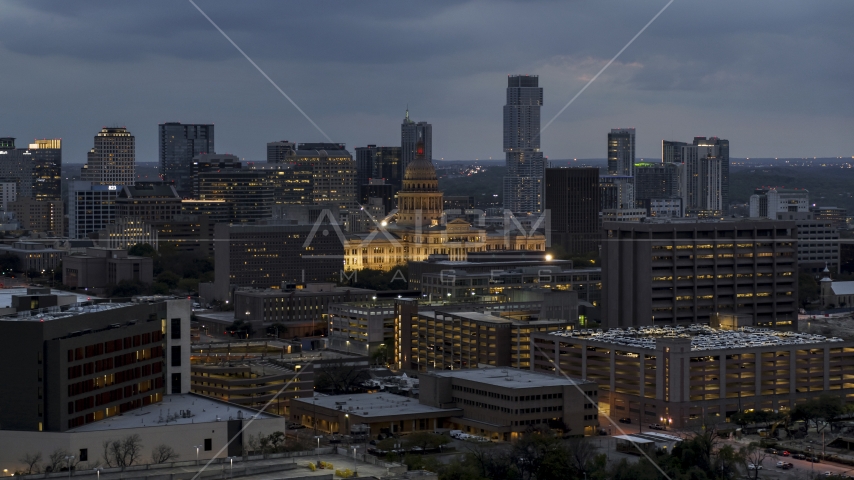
[344,141,545,271]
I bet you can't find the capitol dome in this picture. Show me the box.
[402,142,438,192]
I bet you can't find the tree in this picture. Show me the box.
[177,277,199,295]
[108,279,147,298]
[739,442,768,480]
[0,252,21,273]
[370,342,394,366]
[817,394,847,432]
[227,319,253,338]
[46,448,74,473]
[128,243,157,257]
[799,271,820,307]
[403,432,451,451]
[267,322,288,339]
[18,452,42,475]
[314,360,370,393]
[792,399,823,432]
[150,444,179,464]
[156,271,181,289]
[563,437,598,479]
[467,445,517,480]
[102,434,143,468]
[713,444,744,480]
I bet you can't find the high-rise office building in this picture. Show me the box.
[266,140,296,163]
[191,154,273,223]
[158,123,214,196]
[607,128,635,176]
[355,145,403,194]
[503,75,545,214]
[0,137,62,202]
[68,181,122,239]
[294,143,357,211]
[634,162,680,201]
[601,219,798,329]
[401,110,432,173]
[545,168,600,256]
[661,140,687,164]
[81,127,135,186]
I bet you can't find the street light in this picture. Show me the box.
[63,455,74,479]
[93,468,100,480]
[314,435,322,467]
[227,457,234,479]
[352,445,358,475]
[194,445,202,464]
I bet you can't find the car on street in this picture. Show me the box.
[747,463,763,470]
[781,450,790,457]
[649,424,666,430]
[792,453,806,460]
[618,418,632,424]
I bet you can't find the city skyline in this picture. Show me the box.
[0,1,851,163]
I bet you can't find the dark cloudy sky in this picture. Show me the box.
[1,0,852,163]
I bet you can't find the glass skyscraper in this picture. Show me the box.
[503,74,545,214]
[0,137,62,201]
[159,122,214,197]
[401,110,431,173]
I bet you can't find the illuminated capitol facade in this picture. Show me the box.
[344,140,545,271]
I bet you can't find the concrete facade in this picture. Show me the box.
[0,299,189,432]
[63,248,153,290]
[231,284,374,338]
[533,327,854,428]
[601,219,798,329]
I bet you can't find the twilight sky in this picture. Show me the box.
[1,0,852,163]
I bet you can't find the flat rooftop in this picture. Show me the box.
[292,392,457,417]
[549,324,845,351]
[69,393,276,432]
[0,288,91,309]
[0,300,135,322]
[426,367,592,388]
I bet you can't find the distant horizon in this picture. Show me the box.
[60,156,854,166]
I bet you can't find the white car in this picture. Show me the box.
[747,463,763,470]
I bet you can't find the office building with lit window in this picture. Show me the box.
[0,298,189,432]
[601,219,798,329]
[532,325,854,428]
[0,137,62,202]
[80,127,135,186]
[192,154,273,223]
[355,145,403,193]
[68,181,122,240]
[232,284,375,338]
[607,128,635,177]
[503,75,545,215]
[159,123,214,196]
[209,223,344,303]
[394,293,577,372]
[327,300,395,355]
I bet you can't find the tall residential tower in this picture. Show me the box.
[607,128,635,176]
[503,75,545,214]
